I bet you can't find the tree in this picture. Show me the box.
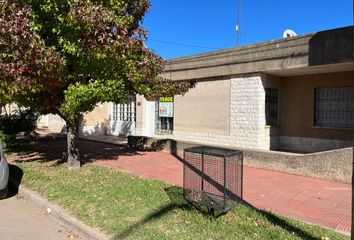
[0,0,194,169]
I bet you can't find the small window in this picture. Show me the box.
[315,87,354,128]
[159,117,174,132]
[265,88,279,125]
[112,96,136,122]
[156,97,174,134]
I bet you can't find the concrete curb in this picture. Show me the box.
[10,181,115,240]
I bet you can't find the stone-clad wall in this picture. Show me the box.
[231,75,266,149]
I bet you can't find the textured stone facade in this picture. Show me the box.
[230,75,266,149]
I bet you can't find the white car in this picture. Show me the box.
[0,141,9,199]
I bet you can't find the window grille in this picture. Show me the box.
[112,97,136,122]
[315,87,354,128]
[265,88,279,125]
[155,101,174,134]
[160,117,173,132]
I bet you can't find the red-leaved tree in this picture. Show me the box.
[0,0,194,169]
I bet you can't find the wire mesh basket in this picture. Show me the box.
[183,146,243,213]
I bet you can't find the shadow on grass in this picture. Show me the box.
[166,186,229,218]
[116,186,323,240]
[259,210,323,240]
[7,137,144,166]
[115,186,194,239]
[243,201,323,240]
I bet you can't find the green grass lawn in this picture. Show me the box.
[12,160,348,240]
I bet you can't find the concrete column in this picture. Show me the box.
[145,101,156,136]
[135,95,156,136]
[135,95,146,136]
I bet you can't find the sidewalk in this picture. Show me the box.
[0,195,80,240]
[94,150,351,235]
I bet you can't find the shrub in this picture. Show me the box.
[0,130,10,143]
[0,109,39,142]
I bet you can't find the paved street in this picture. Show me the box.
[0,192,79,240]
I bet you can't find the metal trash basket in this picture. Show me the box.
[183,146,243,213]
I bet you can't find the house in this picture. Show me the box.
[47,26,353,153]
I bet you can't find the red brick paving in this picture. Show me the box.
[96,151,183,186]
[95,151,351,235]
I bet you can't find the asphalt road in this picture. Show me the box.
[0,190,80,240]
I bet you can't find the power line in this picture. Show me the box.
[149,38,222,50]
[220,33,236,48]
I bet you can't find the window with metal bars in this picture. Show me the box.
[155,98,174,134]
[112,97,136,122]
[265,88,279,125]
[315,87,354,128]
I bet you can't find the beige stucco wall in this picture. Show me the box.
[279,71,354,141]
[173,78,230,135]
[81,102,110,135]
[83,103,109,125]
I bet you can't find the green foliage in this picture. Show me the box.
[0,0,194,123]
[0,130,10,143]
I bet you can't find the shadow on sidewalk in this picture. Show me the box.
[7,138,144,166]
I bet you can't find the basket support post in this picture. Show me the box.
[223,156,227,211]
[201,153,204,192]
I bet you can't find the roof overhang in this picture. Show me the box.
[162,26,353,81]
[265,62,354,77]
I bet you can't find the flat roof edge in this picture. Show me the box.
[162,26,353,78]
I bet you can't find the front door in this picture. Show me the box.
[109,97,136,136]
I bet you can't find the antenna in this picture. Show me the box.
[236,0,242,46]
[283,29,297,38]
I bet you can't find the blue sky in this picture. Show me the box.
[143,0,353,59]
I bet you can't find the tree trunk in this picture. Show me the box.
[67,120,80,170]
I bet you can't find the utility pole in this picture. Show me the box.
[236,0,242,46]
